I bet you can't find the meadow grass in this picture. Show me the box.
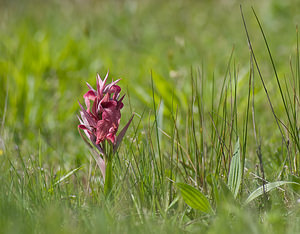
[1,0,300,233]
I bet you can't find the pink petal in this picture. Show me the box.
[83,90,97,100]
[83,90,97,111]
[103,80,121,94]
[92,98,99,117]
[117,95,125,109]
[106,133,115,144]
[86,82,96,92]
[97,72,109,98]
[78,124,94,142]
[95,120,111,144]
[78,101,97,127]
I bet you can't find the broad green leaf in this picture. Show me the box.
[176,182,214,214]
[244,181,300,205]
[228,139,242,198]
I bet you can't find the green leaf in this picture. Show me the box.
[289,175,300,192]
[113,114,134,153]
[176,182,214,214]
[228,139,242,198]
[244,181,300,205]
[219,179,235,203]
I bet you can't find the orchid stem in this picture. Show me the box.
[104,157,113,198]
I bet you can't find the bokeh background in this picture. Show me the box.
[1,1,300,233]
[0,0,299,173]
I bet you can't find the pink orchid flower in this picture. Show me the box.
[78,72,133,180]
[78,72,124,145]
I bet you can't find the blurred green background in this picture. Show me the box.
[1,0,299,140]
[0,1,300,233]
[0,0,299,177]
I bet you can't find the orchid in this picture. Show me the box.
[78,73,124,145]
[78,72,133,196]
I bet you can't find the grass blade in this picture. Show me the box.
[244,181,300,205]
[48,166,83,192]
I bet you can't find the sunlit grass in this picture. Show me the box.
[1,0,300,233]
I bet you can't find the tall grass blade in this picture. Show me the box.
[49,166,83,192]
[150,71,163,182]
[251,7,300,155]
[240,6,287,145]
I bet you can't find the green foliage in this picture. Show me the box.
[0,0,300,233]
[176,182,214,214]
[244,181,300,205]
[228,139,242,198]
[49,166,83,192]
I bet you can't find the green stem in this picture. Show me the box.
[104,157,113,198]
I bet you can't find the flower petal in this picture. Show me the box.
[95,120,111,144]
[78,101,97,127]
[103,80,121,94]
[86,82,96,92]
[97,72,109,98]
[83,90,97,111]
